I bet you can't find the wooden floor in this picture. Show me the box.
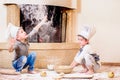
[0,65,120,80]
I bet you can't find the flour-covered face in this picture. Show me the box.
[77,36,89,47]
[16,28,27,40]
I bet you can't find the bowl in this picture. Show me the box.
[54,65,73,74]
[47,64,54,70]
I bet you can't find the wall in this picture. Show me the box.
[0,4,7,42]
[76,0,120,63]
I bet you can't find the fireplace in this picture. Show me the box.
[20,4,68,43]
[2,1,80,68]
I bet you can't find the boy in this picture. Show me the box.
[7,16,47,74]
[70,25,100,74]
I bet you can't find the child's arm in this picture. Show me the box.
[70,60,79,68]
[33,16,47,32]
[25,16,47,38]
[8,38,15,52]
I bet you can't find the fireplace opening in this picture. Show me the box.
[20,4,68,43]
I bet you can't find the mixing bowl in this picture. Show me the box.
[54,65,73,74]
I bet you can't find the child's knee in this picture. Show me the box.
[29,52,36,58]
[20,56,27,63]
[84,54,94,63]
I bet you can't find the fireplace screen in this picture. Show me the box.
[20,4,68,43]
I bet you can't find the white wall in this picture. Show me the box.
[76,0,120,62]
[0,4,7,42]
[1,0,120,63]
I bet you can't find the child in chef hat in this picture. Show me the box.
[70,25,100,74]
[6,16,47,74]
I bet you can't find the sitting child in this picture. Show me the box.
[70,25,100,74]
[7,16,47,74]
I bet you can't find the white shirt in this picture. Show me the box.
[74,44,93,63]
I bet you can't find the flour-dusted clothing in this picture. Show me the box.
[74,44,100,72]
[12,52,36,72]
[74,44,93,63]
[13,29,37,60]
[13,41,29,60]
[12,29,37,72]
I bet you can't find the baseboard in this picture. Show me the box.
[101,62,120,66]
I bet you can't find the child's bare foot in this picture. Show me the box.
[85,70,94,74]
[79,68,88,73]
[28,71,36,74]
[14,71,21,75]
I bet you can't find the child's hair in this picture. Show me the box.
[16,27,29,45]
[78,35,88,41]
[78,35,89,44]
[16,27,23,36]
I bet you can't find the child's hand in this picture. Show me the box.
[8,38,16,52]
[9,38,16,46]
[40,15,48,25]
[34,15,48,31]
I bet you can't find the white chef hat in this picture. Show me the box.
[5,23,20,39]
[78,25,96,40]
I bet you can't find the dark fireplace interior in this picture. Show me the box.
[20,4,68,43]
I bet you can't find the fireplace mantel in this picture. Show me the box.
[3,0,77,9]
[0,43,79,50]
